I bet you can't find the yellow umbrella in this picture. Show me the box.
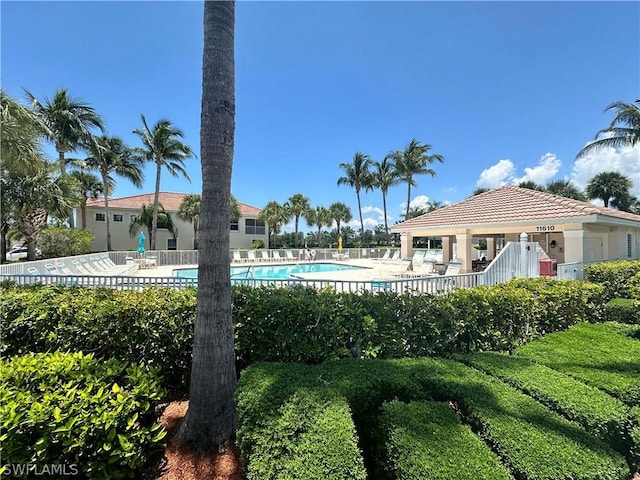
[338,236,343,252]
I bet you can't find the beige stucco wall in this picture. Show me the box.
[85,206,268,252]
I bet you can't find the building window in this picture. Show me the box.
[628,234,633,259]
[95,213,106,222]
[230,220,239,231]
[167,238,177,250]
[245,218,265,235]
[113,214,123,222]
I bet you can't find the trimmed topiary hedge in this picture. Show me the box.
[378,400,513,480]
[516,322,640,407]
[237,359,629,480]
[584,260,640,300]
[0,352,166,479]
[605,298,640,324]
[458,351,637,462]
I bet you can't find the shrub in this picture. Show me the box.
[38,227,94,259]
[629,272,640,300]
[238,359,629,480]
[605,298,640,324]
[251,240,265,249]
[516,322,640,407]
[584,260,640,300]
[458,352,634,455]
[378,400,513,480]
[0,352,166,479]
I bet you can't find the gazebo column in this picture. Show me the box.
[486,237,497,260]
[400,233,412,259]
[441,236,454,264]
[455,233,473,273]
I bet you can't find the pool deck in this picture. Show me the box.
[132,258,433,282]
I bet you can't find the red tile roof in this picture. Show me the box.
[392,186,640,231]
[86,192,261,216]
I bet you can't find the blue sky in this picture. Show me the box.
[2,1,639,233]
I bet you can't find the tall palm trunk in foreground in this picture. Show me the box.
[178,0,237,450]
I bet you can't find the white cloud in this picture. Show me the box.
[512,153,561,185]
[476,159,515,188]
[441,186,456,194]
[571,145,640,198]
[398,194,431,214]
[361,205,385,220]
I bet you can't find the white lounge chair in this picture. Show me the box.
[373,249,391,261]
[232,251,244,263]
[384,251,401,264]
[259,250,271,262]
[272,251,284,262]
[390,258,413,277]
[247,250,258,263]
[285,250,296,261]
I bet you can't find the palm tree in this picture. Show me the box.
[373,156,401,240]
[128,204,177,248]
[82,135,144,251]
[25,87,104,228]
[544,180,586,201]
[306,206,332,247]
[402,205,428,220]
[518,181,545,191]
[471,187,490,196]
[284,193,311,247]
[178,0,236,451]
[0,90,43,174]
[586,171,633,208]
[337,152,373,237]
[3,162,77,261]
[394,139,444,221]
[259,201,290,248]
[69,170,104,229]
[577,100,640,158]
[177,194,201,249]
[132,115,195,250]
[328,202,352,239]
[173,193,241,250]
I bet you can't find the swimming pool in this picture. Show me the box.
[174,262,366,280]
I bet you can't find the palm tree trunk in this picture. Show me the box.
[382,190,389,243]
[152,162,162,250]
[178,0,236,451]
[193,222,198,249]
[295,217,299,247]
[405,182,412,220]
[80,198,87,229]
[102,172,112,251]
[58,149,76,228]
[356,188,364,238]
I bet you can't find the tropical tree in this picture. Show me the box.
[518,181,545,191]
[177,193,240,250]
[177,194,201,249]
[373,156,401,241]
[402,205,428,220]
[81,135,144,251]
[25,88,104,228]
[0,90,43,174]
[284,193,311,247]
[585,171,633,208]
[471,187,490,196]
[259,201,290,248]
[577,100,640,158]
[544,180,586,201]
[132,115,195,250]
[128,204,177,248]
[394,139,444,221]
[328,202,352,239]
[69,170,104,229]
[337,152,373,237]
[610,190,639,213]
[177,0,236,451]
[306,206,332,247]
[3,162,77,260]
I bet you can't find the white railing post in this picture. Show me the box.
[519,232,529,278]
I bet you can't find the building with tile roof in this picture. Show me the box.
[85,192,266,251]
[391,186,640,273]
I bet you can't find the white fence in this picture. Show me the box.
[0,244,540,294]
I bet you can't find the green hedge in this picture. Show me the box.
[584,260,640,300]
[516,322,640,407]
[630,273,640,300]
[237,359,629,480]
[378,400,513,480]
[458,351,636,461]
[0,352,166,479]
[0,279,610,394]
[605,298,640,324]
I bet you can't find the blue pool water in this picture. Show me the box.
[174,262,365,280]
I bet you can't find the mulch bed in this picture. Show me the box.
[155,401,244,480]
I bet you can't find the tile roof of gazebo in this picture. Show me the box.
[391,186,640,231]
[86,192,261,216]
